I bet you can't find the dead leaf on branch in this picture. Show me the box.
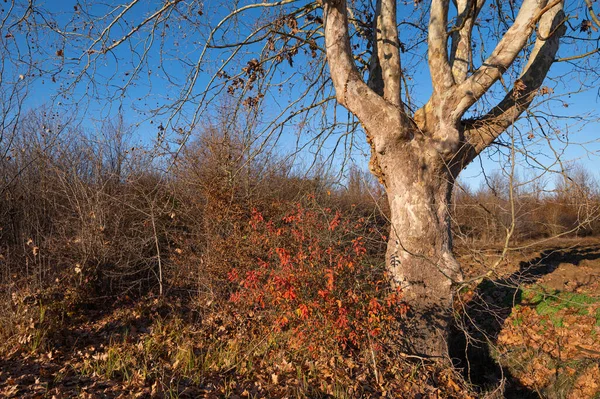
[513,79,527,98]
[286,16,298,34]
[580,20,598,33]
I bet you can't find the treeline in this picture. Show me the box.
[1,110,599,297]
[453,168,600,243]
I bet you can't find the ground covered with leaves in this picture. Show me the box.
[1,200,599,398]
[457,238,600,398]
[0,289,472,398]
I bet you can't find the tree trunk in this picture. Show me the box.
[380,147,463,357]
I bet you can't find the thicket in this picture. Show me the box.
[453,167,600,244]
[1,112,430,397]
[1,110,599,299]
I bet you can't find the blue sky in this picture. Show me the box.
[3,0,599,189]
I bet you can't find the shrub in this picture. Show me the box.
[225,195,406,353]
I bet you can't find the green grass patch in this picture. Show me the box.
[512,314,524,326]
[523,286,600,327]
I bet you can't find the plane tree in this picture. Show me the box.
[2,0,599,356]
[322,0,566,356]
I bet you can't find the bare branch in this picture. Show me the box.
[428,0,455,92]
[368,0,403,108]
[454,0,555,119]
[449,0,485,84]
[456,1,566,172]
[322,0,409,152]
[584,0,600,29]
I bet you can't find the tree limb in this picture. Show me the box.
[453,0,553,119]
[367,0,403,108]
[455,1,565,173]
[449,0,485,84]
[428,0,455,92]
[322,0,410,153]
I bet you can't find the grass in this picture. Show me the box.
[493,283,600,398]
[511,312,524,326]
[524,286,600,327]
[82,344,136,381]
[76,310,318,396]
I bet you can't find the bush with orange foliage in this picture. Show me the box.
[225,195,407,353]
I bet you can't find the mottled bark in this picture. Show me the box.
[367,0,402,108]
[379,142,463,357]
[449,0,485,84]
[453,0,558,118]
[455,1,565,172]
[428,0,454,91]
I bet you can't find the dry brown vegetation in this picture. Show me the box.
[1,111,600,398]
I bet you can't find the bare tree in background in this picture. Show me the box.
[3,0,600,358]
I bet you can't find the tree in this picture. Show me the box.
[322,0,566,356]
[3,0,598,357]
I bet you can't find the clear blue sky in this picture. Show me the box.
[5,0,600,189]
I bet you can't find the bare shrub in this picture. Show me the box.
[453,166,600,244]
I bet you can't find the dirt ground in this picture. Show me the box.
[456,237,600,398]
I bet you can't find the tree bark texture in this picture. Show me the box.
[380,143,462,356]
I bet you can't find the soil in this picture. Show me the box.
[456,237,600,398]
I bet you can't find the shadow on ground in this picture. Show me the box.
[450,244,600,398]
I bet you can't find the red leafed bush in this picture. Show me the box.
[226,195,407,352]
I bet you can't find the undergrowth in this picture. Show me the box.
[0,197,472,398]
